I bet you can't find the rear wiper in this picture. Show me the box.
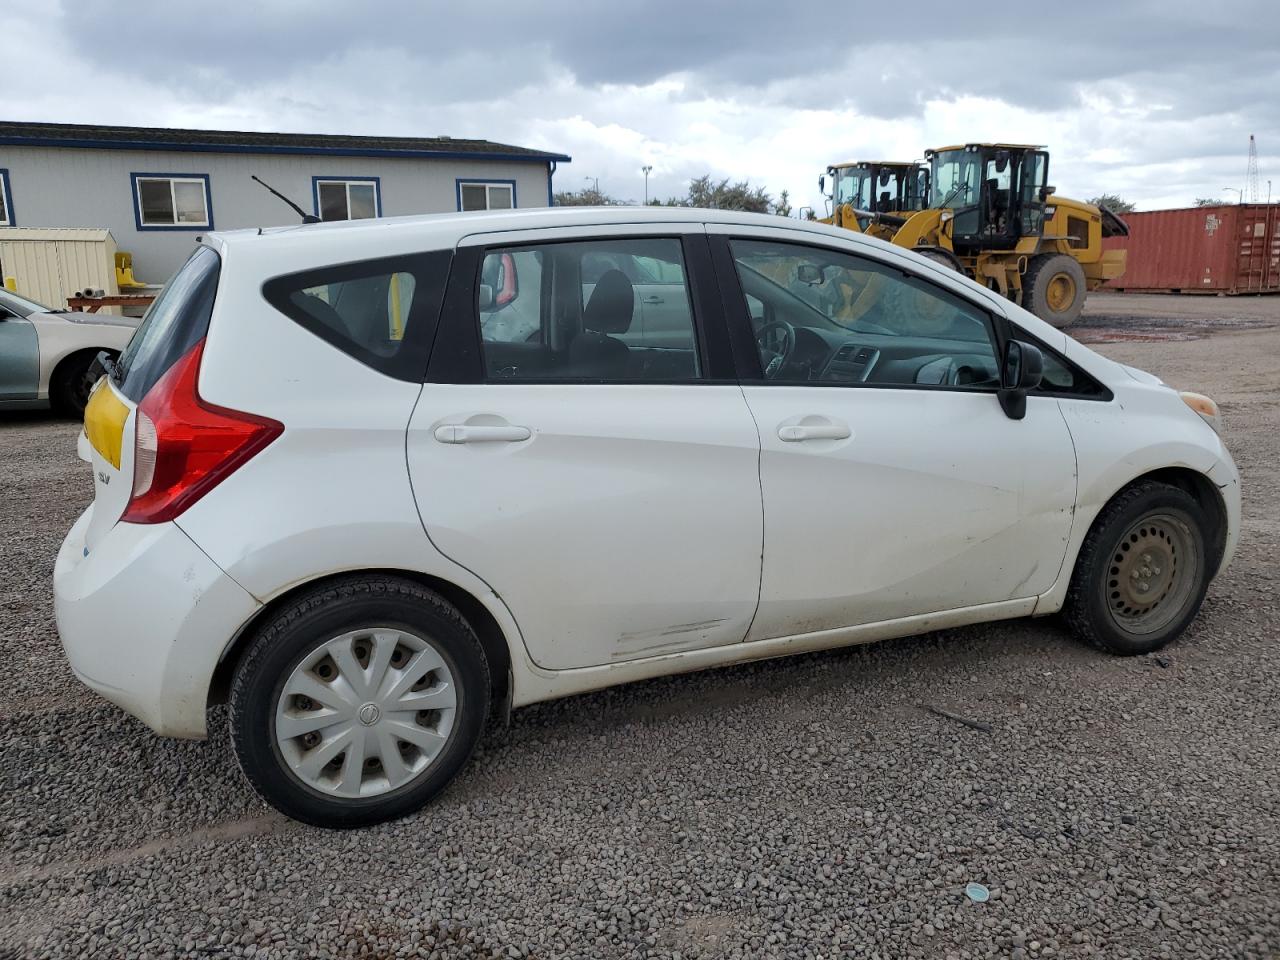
[251,175,321,224]
[90,350,119,385]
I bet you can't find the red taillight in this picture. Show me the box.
[121,340,282,524]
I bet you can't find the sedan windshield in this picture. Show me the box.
[0,287,54,317]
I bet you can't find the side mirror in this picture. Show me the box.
[1041,185,1056,200]
[818,174,827,195]
[998,340,1044,419]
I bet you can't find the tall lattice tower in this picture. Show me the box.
[1246,134,1261,202]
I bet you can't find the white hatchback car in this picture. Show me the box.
[56,208,1239,827]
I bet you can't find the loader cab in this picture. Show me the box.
[927,144,1050,252]
[827,162,931,214]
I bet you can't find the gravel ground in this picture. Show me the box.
[1,296,1278,959]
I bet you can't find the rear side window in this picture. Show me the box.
[263,250,452,381]
[116,245,220,402]
[475,237,703,382]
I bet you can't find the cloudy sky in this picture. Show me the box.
[7,1,1278,212]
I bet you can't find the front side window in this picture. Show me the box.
[1020,151,1048,236]
[133,174,211,228]
[315,178,379,221]
[476,236,702,382]
[458,180,515,212]
[729,238,1000,388]
[0,168,13,226]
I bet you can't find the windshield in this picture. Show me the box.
[0,287,54,317]
[930,150,982,208]
[832,168,870,208]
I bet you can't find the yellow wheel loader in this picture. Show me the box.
[818,160,930,240]
[824,144,1129,328]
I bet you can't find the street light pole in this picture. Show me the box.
[585,176,599,198]
[642,165,653,205]
[1224,187,1243,204]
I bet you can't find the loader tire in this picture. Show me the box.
[1025,254,1086,328]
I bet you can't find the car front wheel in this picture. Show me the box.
[1064,480,1212,655]
[229,575,490,827]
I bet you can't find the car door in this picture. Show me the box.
[709,228,1077,641]
[406,225,763,671]
[0,304,39,400]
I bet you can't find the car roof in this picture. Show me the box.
[203,206,878,258]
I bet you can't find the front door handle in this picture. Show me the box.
[640,295,664,305]
[434,423,532,444]
[777,417,852,442]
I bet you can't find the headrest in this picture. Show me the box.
[583,269,634,335]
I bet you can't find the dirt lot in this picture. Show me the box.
[1,294,1278,959]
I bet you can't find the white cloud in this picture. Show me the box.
[3,1,1277,212]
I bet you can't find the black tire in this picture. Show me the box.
[912,246,963,272]
[50,352,103,418]
[229,575,490,828]
[1024,253,1086,328]
[1063,481,1211,656]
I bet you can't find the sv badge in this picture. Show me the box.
[97,470,110,485]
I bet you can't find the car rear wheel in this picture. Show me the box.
[229,575,490,827]
[1063,481,1211,655]
[50,351,105,418]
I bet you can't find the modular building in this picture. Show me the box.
[0,121,570,286]
[1103,204,1280,295]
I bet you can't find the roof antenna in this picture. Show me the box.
[251,175,321,224]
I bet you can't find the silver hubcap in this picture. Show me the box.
[1105,512,1200,636]
[274,628,457,798]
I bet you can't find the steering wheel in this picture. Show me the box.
[755,319,797,379]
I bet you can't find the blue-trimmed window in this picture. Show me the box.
[456,179,516,212]
[0,169,13,226]
[313,177,381,221]
[132,173,212,230]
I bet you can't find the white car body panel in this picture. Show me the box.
[407,382,764,670]
[55,506,260,738]
[740,385,1075,639]
[51,207,1241,738]
[31,313,136,395]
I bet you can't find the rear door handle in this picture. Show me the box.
[434,423,531,444]
[777,417,852,442]
[640,295,664,305]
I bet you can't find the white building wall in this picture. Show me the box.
[0,145,555,283]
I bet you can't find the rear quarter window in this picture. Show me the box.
[116,245,220,402]
[262,250,451,381]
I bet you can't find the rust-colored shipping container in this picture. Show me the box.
[1103,204,1280,294]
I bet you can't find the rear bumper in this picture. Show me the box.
[54,506,260,738]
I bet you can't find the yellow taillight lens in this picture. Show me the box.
[83,378,129,468]
[1180,391,1221,434]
